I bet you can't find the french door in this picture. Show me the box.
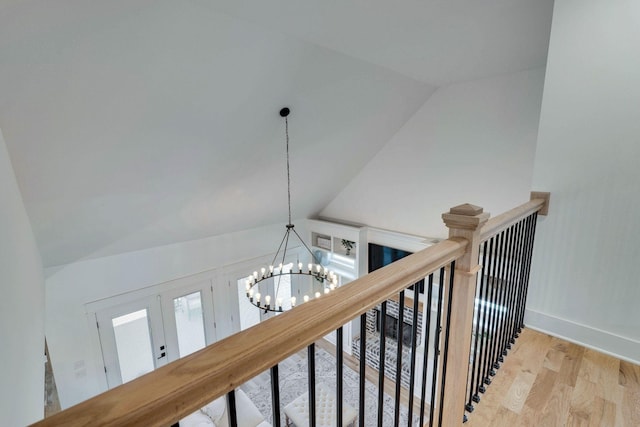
[96,282,217,388]
[161,284,216,360]
[96,296,167,388]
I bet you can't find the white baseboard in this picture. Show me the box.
[524,309,640,365]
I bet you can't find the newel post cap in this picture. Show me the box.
[442,203,490,231]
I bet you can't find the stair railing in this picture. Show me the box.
[33,193,548,427]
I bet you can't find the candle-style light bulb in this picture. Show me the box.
[316,264,321,272]
[291,296,297,306]
[265,295,271,306]
[261,267,266,278]
[245,280,251,291]
[315,291,321,298]
[255,292,261,302]
[303,295,309,303]
[298,262,303,271]
[324,288,330,294]
[249,288,254,297]
[329,283,336,291]
[253,271,258,279]
[277,298,282,308]
[269,265,274,273]
[308,263,313,273]
[279,262,283,272]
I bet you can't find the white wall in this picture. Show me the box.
[0,129,45,425]
[527,0,640,363]
[45,221,306,408]
[321,68,545,238]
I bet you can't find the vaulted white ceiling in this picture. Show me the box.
[0,0,553,267]
[210,0,554,86]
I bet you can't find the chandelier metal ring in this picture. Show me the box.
[244,263,338,312]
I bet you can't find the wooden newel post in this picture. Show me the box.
[440,203,489,425]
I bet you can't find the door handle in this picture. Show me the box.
[157,352,166,359]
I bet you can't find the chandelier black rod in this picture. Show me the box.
[275,228,292,298]
[270,227,290,268]
[284,114,292,227]
[291,226,321,265]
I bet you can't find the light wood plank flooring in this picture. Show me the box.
[466,328,640,427]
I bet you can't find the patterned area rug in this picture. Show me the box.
[241,343,417,426]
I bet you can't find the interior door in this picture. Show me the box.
[96,296,167,388]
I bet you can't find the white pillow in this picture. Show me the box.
[201,390,267,427]
[180,410,214,427]
[201,397,227,427]
[235,389,267,427]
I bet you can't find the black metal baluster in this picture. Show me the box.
[407,281,421,427]
[437,262,456,427]
[496,227,511,365]
[467,240,489,412]
[271,365,281,427]
[492,231,507,370]
[514,215,534,334]
[504,223,520,346]
[503,223,519,354]
[518,216,538,330]
[500,227,512,360]
[430,268,445,427]
[507,220,522,342]
[503,223,519,353]
[477,240,491,394]
[419,274,434,427]
[472,242,491,403]
[509,220,526,343]
[308,343,316,427]
[226,390,238,427]
[481,237,497,386]
[336,327,343,427]
[465,286,479,414]
[511,217,525,336]
[377,301,387,427]
[527,213,539,317]
[359,312,367,427]
[394,291,405,427]
[518,213,539,329]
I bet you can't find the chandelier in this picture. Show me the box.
[245,108,338,313]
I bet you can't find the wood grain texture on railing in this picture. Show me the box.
[32,239,467,427]
[480,198,546,243]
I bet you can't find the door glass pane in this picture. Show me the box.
[112,309,154,383]
[173,292,206,357]
[238,275,261,330]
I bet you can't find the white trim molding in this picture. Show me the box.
[366,227,439,254]
[524,309,640,365]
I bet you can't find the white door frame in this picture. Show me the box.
[95,295,167,388]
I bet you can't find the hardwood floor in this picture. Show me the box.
[466,328,640,427]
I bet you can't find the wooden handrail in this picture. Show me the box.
[33,238,467,427]
[480,198,546,243]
